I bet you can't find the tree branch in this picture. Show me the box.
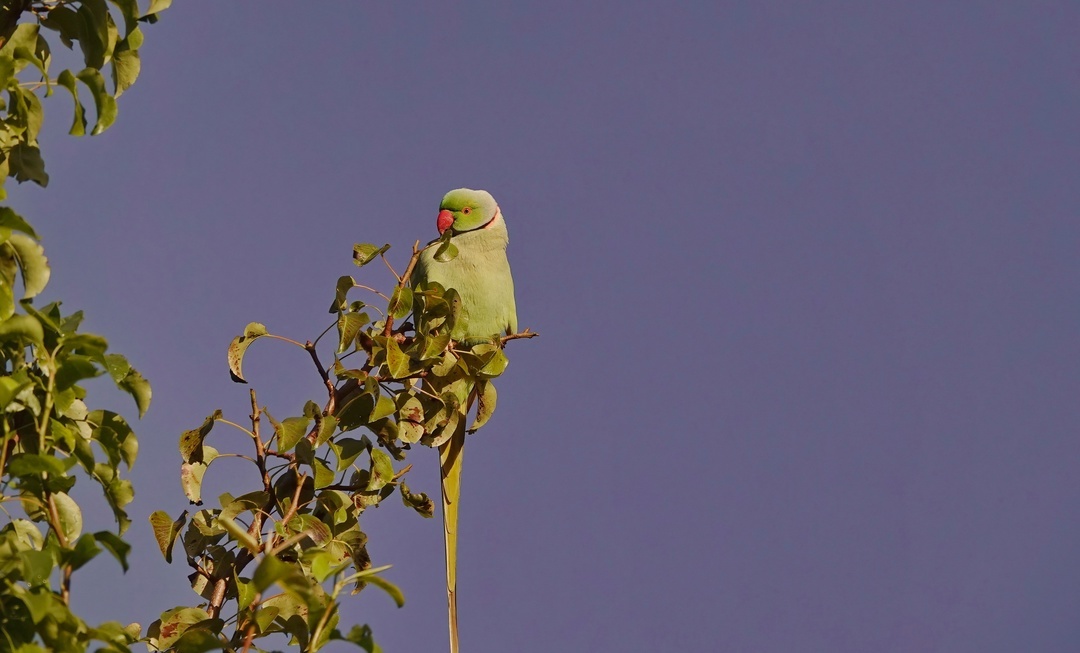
[500,328,539,346]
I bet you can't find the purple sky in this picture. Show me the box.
[10,2,1080,651]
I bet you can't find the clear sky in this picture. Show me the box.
[10,2,1080,651]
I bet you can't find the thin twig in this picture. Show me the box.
[216,418,256,438]
[305,341,337,414]
[310,320,338,348]
[500,328,539,346]
[263,333,307,348]
[380,252,402,284]
[382,241,426,338]
[354,283,390,302]
[278,472,307,526]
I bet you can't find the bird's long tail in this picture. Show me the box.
[439,420,465,653]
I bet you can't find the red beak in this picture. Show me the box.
[437,209,454,234]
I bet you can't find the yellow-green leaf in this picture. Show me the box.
[227,322,267,383]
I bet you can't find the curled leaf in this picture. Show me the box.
[469,380,498,432]
[149,509,186,561]
[353,243,390,267]
[180,446,218,504]
[227,322,267,383]
[5,233,50,298]
[75,67,118,135]
[433,239,458,263]
[400,483,434,518]
[0,314,43,345]
[178,409,222,463]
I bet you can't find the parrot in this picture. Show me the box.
[410,188,517,653]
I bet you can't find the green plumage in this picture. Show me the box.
[410,188,517,653]
[412,189,517,345]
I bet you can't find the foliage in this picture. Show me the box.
[149,239,535,652]
[0,1,165,651]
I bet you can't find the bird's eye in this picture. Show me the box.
[462,207,471,214]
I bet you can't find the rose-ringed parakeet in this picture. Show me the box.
[411,188,517,653]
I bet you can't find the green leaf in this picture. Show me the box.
[220,490,269,523]
[337,312,367,353]
[88,621,142,652]
[235,575,255,611]
[253,605,280,634]
[180,446,218,504]
[0,24,43,78]
[331,275,354,312]
[170,627,225,653]
[216,514,260,555]
[328,437,365,472]
[335,389,375,432]
[433,238,458,263]
[366,448,394,492]
[357,573,405,607]
[8,518,44,549]
[0,375,31,411]
[149,509,186,563]
[315,414,338,447]
[336,624,382,653]
[6,453,70,477]
[370,396,396,425]
[5,233,50,298]
[383,338,411,379]
[107,0,142,36]
[65,332,109,358]
[75,67,118,135]
[179,409,222,463]
[147,607,210,652]
[55,69,87,136]
[0,207,38,238]
[0,280,12,321]
[90,410,138,469]
[399,483,434,518]
[12,87,45,142]
[313,458,335,489]
[469,380,497,432]
[101,352,130,382]
[93,530,131,572]
[7,144,49,187]
[396,394,424,444]
[418,332,451,360]
[0,313,43,345]
[285,513,332,546]
[253,554,291,593]
[352,243,390,267]
[40,6,81,49]
[95,464,134,533]
[52,492,82,542]
[111,45,140,97]
[62,533,101,571]
[18,549,53,586]
[75,0,111,68]
[468,343,510,379]
[306,549,346,583]
[55,354,102,391]
[143,0,172,21]
[227,322,267,383]
[388,286,413,320]
[274,415,310,452]
[117,367,151,418]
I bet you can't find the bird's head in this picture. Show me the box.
[437,188,499,235]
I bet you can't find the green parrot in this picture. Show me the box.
[411,188,517,653]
